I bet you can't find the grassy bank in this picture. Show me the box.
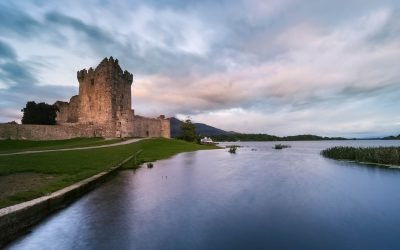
[0,137,122,154]
[0,138,218,208]
[321,146,400,167]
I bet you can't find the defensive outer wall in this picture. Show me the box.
[0,57,170,140]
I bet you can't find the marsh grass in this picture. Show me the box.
[321,146,400,166]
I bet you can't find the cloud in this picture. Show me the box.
[45,11,115,49]
[0,40,37,89]
[0,39,76,121]
[0,108,21,123]
[0,40,17,59]
[0,2,41,37]
[132,7,400,136]
[0,0,400,136]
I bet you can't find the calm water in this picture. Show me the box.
[7,141,400,250]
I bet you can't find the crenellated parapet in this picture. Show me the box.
[77,69,86,81]
[123,70,133,83]
[77,57,133,85]
[77,67,96,81]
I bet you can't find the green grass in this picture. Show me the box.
[0,138,218,208]
[0,137,122,153]
[321,146,400,167]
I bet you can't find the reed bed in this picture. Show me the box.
[321,146,400,166]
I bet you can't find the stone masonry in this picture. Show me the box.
[54,57,170,138]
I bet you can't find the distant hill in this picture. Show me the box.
[170,118,349,141]
[169,117,236,138]
[383,134,400,140]
[210,133,348,142]
[169,117,400,141]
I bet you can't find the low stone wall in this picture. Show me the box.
[133,116,170,138]
[0,117,170,140]
[0,124,98,140]
[0,154,135,248]
[160,118,171,138]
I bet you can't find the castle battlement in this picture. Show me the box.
[77,57,133,83]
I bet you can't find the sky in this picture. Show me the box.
[0,0,400,137]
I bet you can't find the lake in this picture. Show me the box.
[7,140,400,249]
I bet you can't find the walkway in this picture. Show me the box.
[0,138,144,156]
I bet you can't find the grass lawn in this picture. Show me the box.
[0,138,218,208]
[0,138,123,154]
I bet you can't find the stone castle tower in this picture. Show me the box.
[76,57,134,137]
[55,57,170,138]
[77,57,133,124]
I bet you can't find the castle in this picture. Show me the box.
[0,57,170,140]
[55,57,170,138]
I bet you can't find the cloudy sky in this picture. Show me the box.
[1,0,400,137]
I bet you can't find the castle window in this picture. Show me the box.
[91,79,94,86]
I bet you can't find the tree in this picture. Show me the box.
[21,101,58,125]
[180,119,196,142]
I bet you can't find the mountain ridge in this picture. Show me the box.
[169,117,236,138]
[169,117,398,141]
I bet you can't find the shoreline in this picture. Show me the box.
[0,138,218,247]
[0,153,134,248]
[329,159,400,169]
[0,138,217,208]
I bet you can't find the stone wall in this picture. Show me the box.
[0,124,99,140]
[54,101,69,123]
[77,57,133,126]
[0,118,170,140]
[54,95,80,124]
[133,116,170,138]
[160,118,171,138]
[117,110,135,138]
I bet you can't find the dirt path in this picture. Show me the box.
[0,138,144,156]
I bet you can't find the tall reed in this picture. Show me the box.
[321,146,400,166]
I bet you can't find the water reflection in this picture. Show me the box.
[8,140,400,250]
